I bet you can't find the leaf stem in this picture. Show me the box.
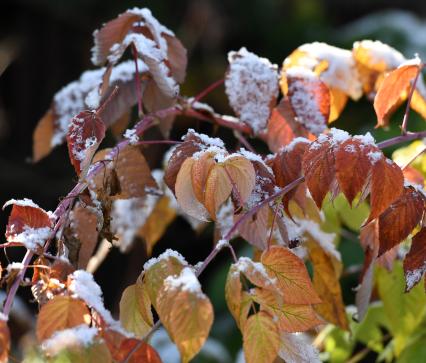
[377,130,426,149]
[191,78,224,105]
[401,64,423,135]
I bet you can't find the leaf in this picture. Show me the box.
[143,252,186,309]
[243,311,280,363]
[235,204,270,250]
[119,284,152,338]
[278,332,321,363]
[374,59,420,127]
[302,138,335,208]
[54,340,112,363]
[225,47,279,134]
[0,320,10,363]
[378,187,424,256]
[335,139,375,205]
[69,203,99,269]
[138,196,177,256]
[368,156,404,222]
[403,227,426,291]
[286,68,330,135]
[66,111,106,176]
[253,288,322,332]
[3,198,52,250]
[191,152,217,203]
[114,146,159,199]
[157,267,214,363]
[307,239,348,330]
[265,99,311,153]
[261,246,321,304]
[112,338,162,363]
[36,296,91,341]
[175,158,210,221]
[33,109,55,162]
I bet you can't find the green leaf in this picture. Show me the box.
[397,334,426,363]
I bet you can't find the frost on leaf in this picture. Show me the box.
[285,67,330,135]
[278,332,320,363]
[3,199,52,250]
[157,267,214,363]
[33,60,148,162]
[403,227,426,291]
[91,7,187,98]
[66,111,106,176]
[225,47,278,134]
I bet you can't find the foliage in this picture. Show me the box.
[1,6,426,363]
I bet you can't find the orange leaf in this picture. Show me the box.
[253,288,322,332]
[374,60,420,127]
[261,246,321,304]
[302,138,335,208]
[369,157,404,222]
[335,138,376,205]
[243,311,280,363]
[114,146,159,199]
[33,109,55,163]
[286,68,330,135]
[403,227,426,291]
[36,296,91,341]
[191,152,216,203]
[378,187,425,256]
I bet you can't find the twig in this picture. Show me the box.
[376,130,426,149]
[86,239,111,274]
[191,78,224,105]
[401,63,423,135]
[234,131,256,153]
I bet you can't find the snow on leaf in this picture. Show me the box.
[278,332,320,363]
[66,111,106,176]
[285,67,330,135]
[225,47,279,134]
[3,198,52,250]
[261,246,321,304]
[403,227,426,291]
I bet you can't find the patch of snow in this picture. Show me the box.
[123,128,139,145]
[164,267,204,297]
[41,324,98,356]
[8,226,51,250]
[405,264,426,291]
[225,47,278,134]
[143,248,188,272]
[353,40,405,69]
[3,198,41,210]
[353,132,376,145]
[282,137,310,153]
[367,150,383,164]
[236,257,277,286]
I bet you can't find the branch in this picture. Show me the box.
[377,130,426,149]
[191,78,224,105]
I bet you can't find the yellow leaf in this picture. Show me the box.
[119,284,152,338]
[261,246,321,304]
[243,311,280,363]
[307,239,348,330]
[36,296,91,341]
[329,87,348,122]
[157,267,214,363]
[253,288,322,332]
[223,156,256,205]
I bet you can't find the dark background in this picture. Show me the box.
[1,0,426,360]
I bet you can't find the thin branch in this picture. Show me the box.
[377,130,426,149]
[234,131,256,153]
[191,78,224,105]
[401,63,423,134]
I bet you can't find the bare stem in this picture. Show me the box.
[401,64,423,135]
[191,78,224,105]
[377,130,426,149]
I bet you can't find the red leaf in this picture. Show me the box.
[378,187,425,256]
[335,139,376,205]
[3,199,52,250]
[369,157,404,222]
[302,138,336,208]
[403,227,426,291]
[286,68,330,135]
[66,111,106,176]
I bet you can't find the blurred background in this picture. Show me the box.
[1,0,426,361]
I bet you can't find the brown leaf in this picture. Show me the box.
[286,68,330,135]
[253,288,322,332]
[374,61,420,127]
[0,320,10,363]
[235,204,270,250]
[378,187,425,256]
[114,146,159,199]
[36,296,91,341]
[368,157,404,222]
[302,138,335,208]
[403,227,426,291]
[335,139,376,205]
[243,311,280,363]
[261,246,322,304]
[66,111,106,176]
[164,34,187,84]
[33,109,55,162]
